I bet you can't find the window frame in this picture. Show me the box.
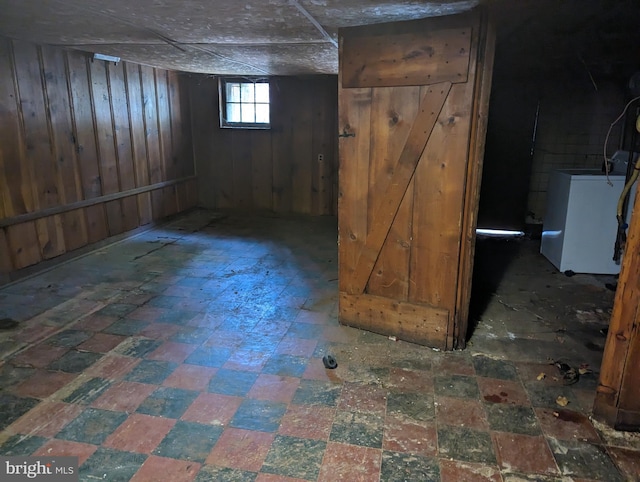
[218,77,271,129]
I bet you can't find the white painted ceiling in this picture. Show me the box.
[0,0,638,78]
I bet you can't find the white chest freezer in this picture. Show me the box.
[541,169,636,274]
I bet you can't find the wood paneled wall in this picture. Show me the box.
[190,75,338,215]
[0,37,196,284]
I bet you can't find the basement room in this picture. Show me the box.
[1,0,639,481]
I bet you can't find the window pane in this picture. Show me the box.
[255,104,269,123]
[227,102,241,122]
[241,103,255,123]
[255,83,269,103]
[240,83,254,102]
[226,83,240,103]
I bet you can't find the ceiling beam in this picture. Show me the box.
[289,0,338,48]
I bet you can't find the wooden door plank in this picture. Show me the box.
[6,221,42,269]
[66,51,102,199]
[178,76,194,178]
[125,63,150,188]
[13,42,58,211]
[408,82,473,321]
[340,292,449,348]
[0,38,30,216]
[105,199,124,236]
[137,192,153,225]
[338,85,372,292]
[36,215,66,259]
[140,65,162,185]
[108,62,135,191]
[454,15,495,347]
[89,60,119,195]
[167,71,184,179]
[342,28,470,88]
[61,208,88,252]
[366,86,420,299]
[348,82,451,294]
[120,196,139,232]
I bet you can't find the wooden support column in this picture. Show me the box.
[593,185,640,431]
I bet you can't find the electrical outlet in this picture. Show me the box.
[318,154,324,162]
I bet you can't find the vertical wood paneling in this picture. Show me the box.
[41,46,81,205]
[125,63,149,187]
[67,52,102,199]
[6,221,41,269]
[108,62,135,191]
[271,77,293,213]
[156,70,172,181]
[89,60,119,194]
[232,130,253,208]
[0,228,13,273]
[141,65,163,184]
[0,38,195,282]
[251,131,273,210]
[0,39,28,217]
[14,42,56,211]
[290,80,313,214]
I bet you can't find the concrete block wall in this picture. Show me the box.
[527,81,625,223]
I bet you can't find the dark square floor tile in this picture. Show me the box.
[124,359,177,384]
[381,450,439,482]
[387,392,435,423]
[158,310,201,326]
[383,414,437,457]
[0,365,35,390]
[103,319,150,336]
[136,386,199,419]
[261,434,326,480]
[229,399,287,432]
[195,465,256,482]
[170,327,211,344]
[95,303,139,318]
[485,402,541,436]
[291,379,341,407]
[146,341,197,363]
[608,447,640,482]
[33,439,97,465]
[7,401,83,438]
[435,374,480,399]
[47,350,103,373]
[525,384,578,410]
[329,410,384,448]
[535,408,601,443]
[472,355,519,380]
[153,420,222,463]
[437,426,497,464]
[548,439,624,481]
[478,377,531,406]
[0,434,47,455]
[114,338,163,358]
[338,382,387,415]
[278,404,335,440]
[0,393,40,430]
[185,346,233,367]
[208,369,258,396]
[80,447,147,481]
[57,407,127,445]
[262,354,308,378]
[62,377,112,404]
[148,295,182,309]
[46,329,92,348]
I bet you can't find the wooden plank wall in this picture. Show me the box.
[190,75,338,215]
[0,37,197,284]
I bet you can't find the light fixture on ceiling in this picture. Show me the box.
[93,53,120,64]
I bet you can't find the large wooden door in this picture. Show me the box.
[338,10,495,350]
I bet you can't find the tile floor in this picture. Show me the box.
[1,210,639,481]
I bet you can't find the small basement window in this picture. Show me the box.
[219,78,270,129]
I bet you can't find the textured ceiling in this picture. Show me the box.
[0,0,638,77]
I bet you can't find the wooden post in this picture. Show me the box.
[593,182,640,431]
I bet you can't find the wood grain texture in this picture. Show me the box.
[342,28,471,88]
[0,228,13,273]
[349,83,451,294]
[0,39,195,280]
[340,292,449,348]
[594,183,640,429]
